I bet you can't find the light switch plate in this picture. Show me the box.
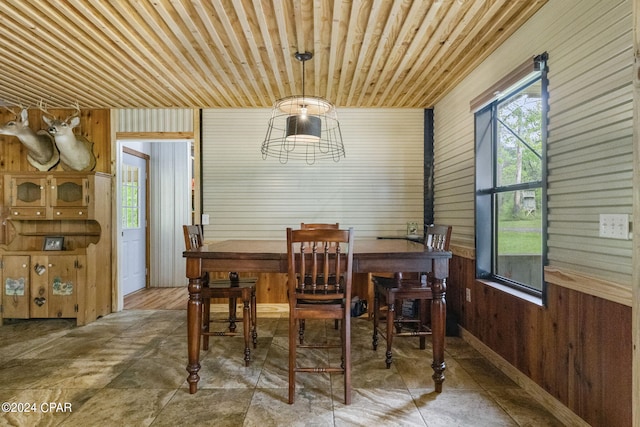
[599,214,629,239]
[201,214,210,225]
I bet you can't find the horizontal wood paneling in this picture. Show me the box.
[434,0,634,424]
[434,0,634,288]
[201,109,424,240]
[545,0,633,287]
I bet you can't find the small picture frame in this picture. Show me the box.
[43,236,64,251]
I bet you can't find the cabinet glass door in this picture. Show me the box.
[51,177,88,208]
[10,177,47,207]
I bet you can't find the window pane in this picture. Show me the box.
[496,81,542,187]
[496,191,543,290]
[121,164,140,229]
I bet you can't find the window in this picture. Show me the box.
[475,54,548,295]
[122,164,140,229]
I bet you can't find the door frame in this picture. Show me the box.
[114,136,198,310]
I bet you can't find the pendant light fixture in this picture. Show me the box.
[261,51,345,165]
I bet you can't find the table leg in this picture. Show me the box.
[251,288,258,348]
[430,277,446,392]
[243,295,251,366]
[187,274,203,394]
[385,297,395,368]
[372,287,379,350]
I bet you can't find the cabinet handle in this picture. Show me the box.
[36,211,42,216]
[56,211,61,216]
[48,264,53,268]
[22,264,27,268]
[13,211,18,216]
[78,211,83,215]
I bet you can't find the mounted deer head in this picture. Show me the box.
[39,101,96,171]
[0,105,59,171]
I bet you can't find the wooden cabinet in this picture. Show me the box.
[1,255,30,319]
[0,172,111,326]
[1,254,85,320]
[5,174,91,220]
[30,254,85,319]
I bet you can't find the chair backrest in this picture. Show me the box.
[183,224,204,250]
[287,227,354,302]
[300,222,339,230]
[425,224,452,251]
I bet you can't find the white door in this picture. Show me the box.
[120,152,148,295]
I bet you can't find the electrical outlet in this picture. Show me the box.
[201,214,210,225]
[599,214,629,239]
[465,288,471,303]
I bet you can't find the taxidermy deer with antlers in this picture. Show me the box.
[0,106,59,171]
[40,101,96,171]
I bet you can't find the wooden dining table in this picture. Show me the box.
[183,238,452,394]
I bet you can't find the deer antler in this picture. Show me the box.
[1,104,19,119]
[65,100,81,122]
[37,99,56,119]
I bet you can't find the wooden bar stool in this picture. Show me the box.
[286,226,355,405]
[183,225,257,365]
[372,224,452,368]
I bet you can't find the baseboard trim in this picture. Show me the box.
[459,327,590,427]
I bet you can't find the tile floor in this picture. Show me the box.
[0,307,565,426]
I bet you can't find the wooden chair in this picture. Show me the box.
[372,224,452,368]
[300,222,339,230]
[300,223,340,333]
[287,227,354,405]
[183,225,257,366]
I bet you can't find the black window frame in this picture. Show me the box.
[474,53,549,299]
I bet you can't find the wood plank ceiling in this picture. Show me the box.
[0,0,546,109]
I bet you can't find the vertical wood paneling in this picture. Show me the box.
[434,0,634,286]
[148,142,191,287]
[0,109,111,173]
[447,255,632,426]
[117,109,194,132]
[201,109,424,240]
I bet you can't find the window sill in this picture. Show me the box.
[476,279,544,307]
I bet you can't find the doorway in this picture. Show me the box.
[115,139,194,310]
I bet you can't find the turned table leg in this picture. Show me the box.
[430,276,446,392]
[186,259,203,394]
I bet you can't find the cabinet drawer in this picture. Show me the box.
[52,208,89,219]
[9,207,47,219]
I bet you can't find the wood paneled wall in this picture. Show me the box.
[207,271,370,305]
[0,109,111,247]
[447,254,632,426]
[0,109,111,173]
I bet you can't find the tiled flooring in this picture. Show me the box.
[0,306,565,426]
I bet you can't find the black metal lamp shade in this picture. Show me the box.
[285,115,321,142]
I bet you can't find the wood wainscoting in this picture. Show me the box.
[447,253,632,427]
[124,272,372,309]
